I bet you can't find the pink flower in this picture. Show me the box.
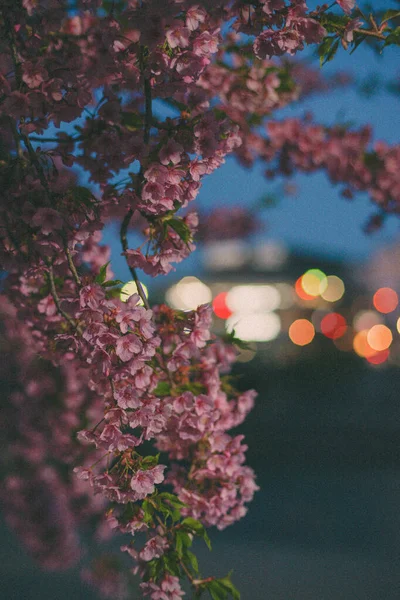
[116,334,143,362]
[343,18,363,43]
[193,31,220,57]
[22,62,48,89]
[166,25,191,49]
[32,208,63,235]
[159,140,184,166]
[130,465,166,498]
[37,294,57,316]
[79,285,105,310]
[337,0,356,14]
[186,5,206,31]
[144,164,169,184]
[139,535,168,562]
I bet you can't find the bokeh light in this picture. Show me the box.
[295,277,315,301]
[120,281,148,304]
[366,349,390,365]
[301,269,328,296]
[321,275,345,302]
[320,313,347,339]
[275,282,295,309]
[226,313,281,342]
[367,324,393,352]
[353,310,383,332]
[212,292,232,320]
[288,319,315,346]
[353,330,377,358]
[226,285,281,314]
[373,287,398,314]
[166,277,212,310]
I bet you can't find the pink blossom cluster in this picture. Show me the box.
[0,0,398,598]
[0,301,107,570]
[263,118,400,213]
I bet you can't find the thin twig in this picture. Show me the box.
[48,264,82,333]
[143,76,153,145]
[8,118,23,159]
[64,243,82,287]
[353,28,386,40]
[2,9,23,89]
[20,132,52,198]
[120,209,150,310]
[119,59,153,310]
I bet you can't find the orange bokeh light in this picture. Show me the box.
[353,330,377,358]
[212,292,232,320]
[295,277,315,301]
[288,319,315,346]
[367,324,393,351]
[373,287,398,314]
[320,313,347,339]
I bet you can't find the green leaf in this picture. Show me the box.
[181,518,212,550]
[206,575,240,600]
[69,185,96,207]
[102,279,123,287]
[222,329,251,351]
[159,492,186,508]
[141,454,160,469]
[184,550,199,574]
[381,10,400,25]
[121,111,143,130]
[208,581,229,600]
[166,218,192,243]
[162,553,180,577]
[319,12,349,32]
[152,381,172,397]
[318,36,339,66]
[95,262,110,284]
[175,531,192,557]
[217,574,241,600]
[142,499,155,524]
[383,26,400,47]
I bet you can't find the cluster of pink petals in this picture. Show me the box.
[0,0,397,598]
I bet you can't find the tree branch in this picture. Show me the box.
[48,264,82,333]
[120,209,150,310]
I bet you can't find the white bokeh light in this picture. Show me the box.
[225,312,281,342]
[166,277,212,310]
[226,285,281,314]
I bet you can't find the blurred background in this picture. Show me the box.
[2,2,400,598]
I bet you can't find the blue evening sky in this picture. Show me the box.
[58,2,400,282]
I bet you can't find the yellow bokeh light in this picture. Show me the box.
[301,269,327,297]
[120,281,148,304]
[397,317,400,334]
[321,275,345,302]
[367,324,393,352]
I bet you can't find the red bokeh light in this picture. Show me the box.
[366,349,390,365]
[212,292,232,320]
[373,287,398,314]
[320,313,347,339]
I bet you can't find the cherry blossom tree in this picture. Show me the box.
[0,1,399,598]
